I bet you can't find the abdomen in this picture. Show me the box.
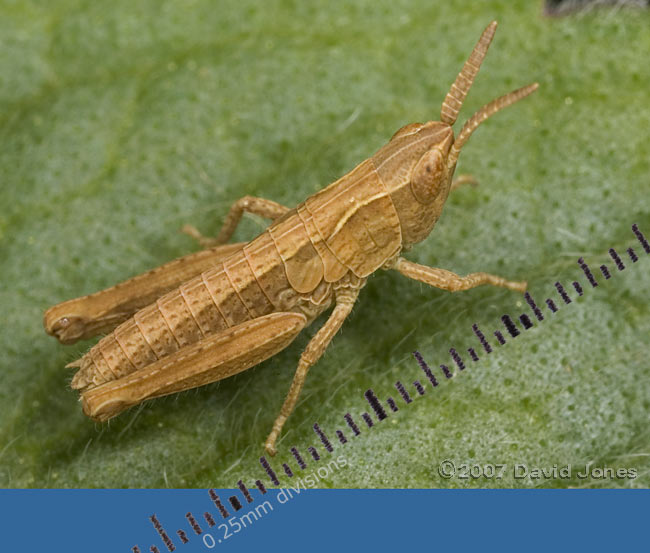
[73,159,402,391]
[72,215,335,391]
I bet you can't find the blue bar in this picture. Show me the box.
[0,489,646,551]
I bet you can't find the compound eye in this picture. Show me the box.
[410,148,444,204]
[390,122,425,141]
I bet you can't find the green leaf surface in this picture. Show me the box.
[1,0,648,488]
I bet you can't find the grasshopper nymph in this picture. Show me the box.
[45,21,537,456]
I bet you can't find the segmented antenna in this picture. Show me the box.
[448,82,539,167]
[440,21,498,126]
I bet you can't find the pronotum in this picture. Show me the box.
[44,21,537,456]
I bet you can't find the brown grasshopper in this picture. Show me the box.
[44,21,537,456]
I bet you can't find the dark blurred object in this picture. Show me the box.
[545,0,650,16]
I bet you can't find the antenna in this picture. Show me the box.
[440,20,498,126]
[448,82,539,167]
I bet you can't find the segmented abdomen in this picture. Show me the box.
[73,159,403,391]
[72,212,336,391]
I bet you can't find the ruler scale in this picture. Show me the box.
[519,314,533,330]
[133,222,647,551]
[185,513,201,535]
[336,430,348,444]
[364,389,388,421]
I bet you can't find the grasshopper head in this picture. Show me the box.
[374,21,538,246]
[382,120,455,205]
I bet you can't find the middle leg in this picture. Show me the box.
[182,195,290,248]
[265,287,359,455]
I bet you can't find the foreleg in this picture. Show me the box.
[450,174,479,193]
[392,257,526,293]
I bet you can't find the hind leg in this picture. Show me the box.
[81,312,307,421]
[44,241,246,344]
